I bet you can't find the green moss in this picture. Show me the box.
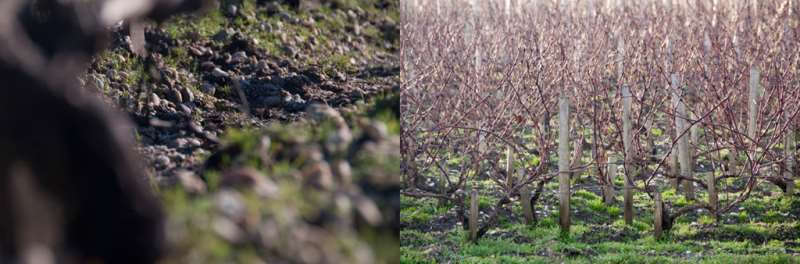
[320,53,357,75]
[461,239,536,257]
[586,199,607,213]
[606,206,622,218]
[700,254,800,264]
[163,9,226,39]
[574,189,601,201]
[401,248,435,264]
[477,195,493,210]
[401,197,444,225]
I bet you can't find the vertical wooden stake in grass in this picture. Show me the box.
[671,75,682,190]
[748,68,759,141]
[519,168,535,225]
[669,149,680,190]
[559,96,571,233]
[604,154,617,206]
[469,188,479,241]
[438,159,448,207]
[654,192,663,239]
[785,110,795,196]
[672,74,693,200]
[622,86,634,225]
[704,118,717,215]
[748,68,761,191]
[506,146,514,189]
[520,185,534,225]
[685,112,697,200]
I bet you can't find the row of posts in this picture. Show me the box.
[468,67,795,241]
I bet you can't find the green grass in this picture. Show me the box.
[401,221,800,263]
[401,196,448,225]
[402,182,800,263]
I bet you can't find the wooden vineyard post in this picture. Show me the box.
[604,154,617,206]
[669,148,680,190]
[519,168,534,225]
[559,96,571,233]
[129,20,147,57]
[622,86,634,225]
[666,37,680,192]
[654,192,663,239]
[438,159,448,207]
[506,146,514,190]
[618,38,629,214]
[672,74,694,200]
[464,0,480,77]
[748,68,760,142]
[701,32,716,214]
[469,188,479,241]
[511,146,534,224]
[748,68,763,191]
[786,110,796,196]
[705,114,717,216]
[686,112,697,199]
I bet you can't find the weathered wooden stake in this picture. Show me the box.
[701,33,716,214]
[438,158,448,207]
[666,37,679,191]
[559,96,571,233]
[520,187,534,224]
[604,154,617,205]
[519,168,534,225]
[474,49,482,76]
[622,86,634,225]
[129,20,148,57]
[704,123,717,215]
[654,192,663,239]
[669,149,680,190]
[469,188,479,241]
[672,74,694,200]
[748,68,759,141]
[506,146,514,189]
[748,68,764,192]
[785,110,795,196]
[686,112,697,199]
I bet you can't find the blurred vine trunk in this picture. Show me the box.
[0,0,210,262]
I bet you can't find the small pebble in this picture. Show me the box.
[176,170,207,194]
[166,88,183,104]
[201,83,216,95]
[181,87,195,103]
[150,93,162,107]
[212,68,230,78]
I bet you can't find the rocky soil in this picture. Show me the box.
[81,0,399,263]
[85,0,398,182]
